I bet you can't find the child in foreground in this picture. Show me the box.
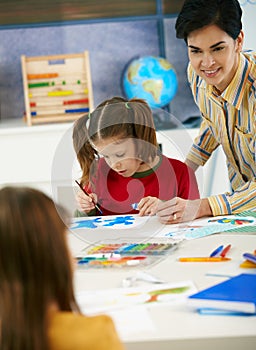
[73,96,200,216]
[0,186,124,350]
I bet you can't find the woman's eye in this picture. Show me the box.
[190,49,201,54]
[116,153,125,158]
[213,46,224,52]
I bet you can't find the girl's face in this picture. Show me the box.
[94,137,145,177]
[187,24,243,92]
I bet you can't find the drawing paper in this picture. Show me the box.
[154,215,256,240]
[76,280,197,314]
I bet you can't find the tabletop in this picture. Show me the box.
[68,215,256,350]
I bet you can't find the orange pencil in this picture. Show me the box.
[179,257,231,262]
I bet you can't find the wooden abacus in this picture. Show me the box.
[21,52,94,126]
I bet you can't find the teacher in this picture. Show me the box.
[156,0,256,223]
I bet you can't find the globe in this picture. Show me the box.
[122,55,178,109]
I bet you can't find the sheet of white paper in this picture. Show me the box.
[107,306,156,339]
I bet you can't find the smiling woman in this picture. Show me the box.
[187,24,243,93]
[155,0,256,225]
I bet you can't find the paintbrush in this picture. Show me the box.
[75,180,103,215]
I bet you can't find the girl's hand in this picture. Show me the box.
[137,196,161,216]
[76,190,98,213]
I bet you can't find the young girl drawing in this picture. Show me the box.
[73,96,200,216]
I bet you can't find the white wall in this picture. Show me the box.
[240,0,256,50]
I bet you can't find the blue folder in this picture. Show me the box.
[188,274,256,315]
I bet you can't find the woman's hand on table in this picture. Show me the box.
[156,197,212,224]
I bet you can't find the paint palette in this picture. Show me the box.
[76,253,159,269]
[81,238,179,256]
[76,238,179,269]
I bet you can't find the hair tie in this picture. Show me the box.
[125,102,131,109]
[87,112,91,119]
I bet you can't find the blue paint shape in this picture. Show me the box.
[71,217,103,229]
[101,215,135,227]
[71,215,137,229]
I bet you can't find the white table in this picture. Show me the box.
[68,217,256,350]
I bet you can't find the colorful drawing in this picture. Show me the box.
[146,286,191,303]
[76,281,196,314]
[208,217,254,225]
[160,215,256,240]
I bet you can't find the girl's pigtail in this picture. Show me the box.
[72,114,98,186]
[129,99,158,162]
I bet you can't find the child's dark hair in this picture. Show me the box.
[175,0,242,43]
[73,96,158,186]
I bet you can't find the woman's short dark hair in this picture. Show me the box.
[175,0,242,42]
